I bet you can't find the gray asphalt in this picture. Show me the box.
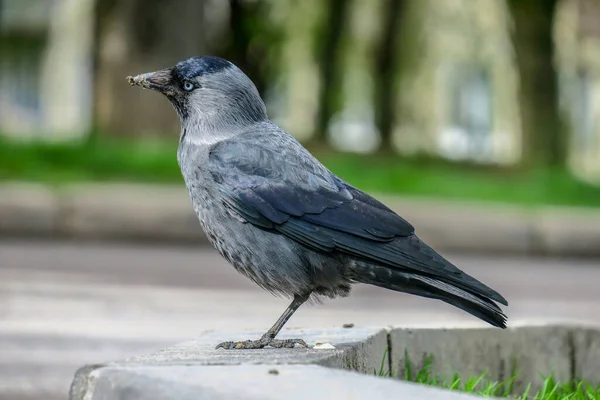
[1,239,599,400]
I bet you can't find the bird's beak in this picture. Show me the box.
[126,68,173,93]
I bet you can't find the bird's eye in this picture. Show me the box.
[183,81,195,92]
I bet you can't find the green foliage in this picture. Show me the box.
[1,137,600,208]
[375,347,391,377]
[0,137,182,184]
[321,152,600,208]
[377,350,600,399]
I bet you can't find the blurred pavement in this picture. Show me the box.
[4,182,600,256]
[1,239,600,399]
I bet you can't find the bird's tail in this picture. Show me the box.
[350,263,507,329]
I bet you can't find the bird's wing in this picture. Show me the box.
[208,138,414,241]
[207,137,506,305]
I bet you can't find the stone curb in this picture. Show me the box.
[76,365,485,400]
[3,182,600,256]
[69,324,600,400]
[69,327,480,400]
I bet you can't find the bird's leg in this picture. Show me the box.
[215,293,310,350]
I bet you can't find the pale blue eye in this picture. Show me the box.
[183,81,194,91]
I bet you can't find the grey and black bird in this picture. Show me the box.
[127,56,508,350]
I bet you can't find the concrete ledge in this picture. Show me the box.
[390,324,600,393]
[79,365,484,400]
[572,327,600,384]
[70,324,600,400]
[0,182,58,235]
[391,325,574,394]
[379,195,535,254]
[533,206,600,256]
[3,182,600,256]
[58,183,206,243]
[70,327,391,399]
[122,328,388,372]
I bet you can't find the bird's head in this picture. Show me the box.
[127,56,267,134]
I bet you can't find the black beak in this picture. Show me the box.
[126,68,173,93]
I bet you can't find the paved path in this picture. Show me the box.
[1,240,599,399]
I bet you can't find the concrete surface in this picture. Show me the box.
[123,328,389,375]
[0,183,57,235]
[69,327,390,399]
[391,324,600,393]
[4,182,600,255]
[534,205,600,256]
[390,325,577,394]
[3,239,600,399]
[59,183,206,243]
[70,325,600,399]
[572,327,600,383]
[73,365,487,400]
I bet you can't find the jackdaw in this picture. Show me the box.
[127,56,508,350]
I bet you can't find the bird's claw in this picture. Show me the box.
[215,337,308,350]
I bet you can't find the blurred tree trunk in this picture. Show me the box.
[92,0,229,137]
[375,0,406,153]
[313,0,350,145]
[507,0,567,168]
[226,0,272,96]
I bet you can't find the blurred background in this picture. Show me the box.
[1,0,600,201]
[2,0,600,399]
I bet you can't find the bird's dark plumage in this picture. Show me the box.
[128,55,508,349]
[209,132,507,328]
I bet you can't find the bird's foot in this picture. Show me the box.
[215,336,308,350]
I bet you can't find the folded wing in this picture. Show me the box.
[208,138,507,306]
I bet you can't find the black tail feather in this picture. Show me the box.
[353,263,507,328]
[414,274,507,328]
[443,295,507,328]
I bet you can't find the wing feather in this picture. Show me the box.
[208,137,507,305]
